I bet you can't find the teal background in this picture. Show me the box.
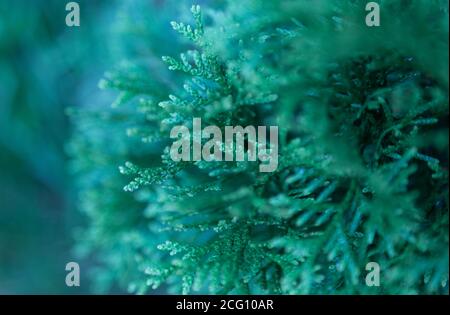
[0,0,115,294]
[0,0,216,295]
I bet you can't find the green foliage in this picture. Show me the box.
[69,0,449,294]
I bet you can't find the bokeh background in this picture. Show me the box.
[0,0,112,294]
[0,0,219,295]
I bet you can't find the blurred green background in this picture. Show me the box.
[0,0,120,294]
[0,0,218,295]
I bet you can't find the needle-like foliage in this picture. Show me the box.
[69,0,449,294]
